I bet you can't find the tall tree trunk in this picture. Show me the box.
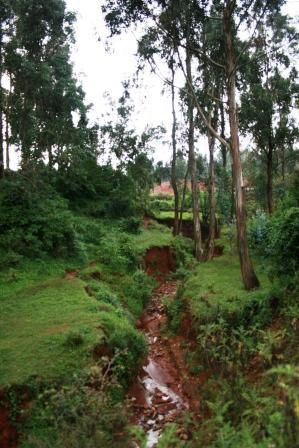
[178,166,189,234]
[5,74,11,170]
[220,92,227,168]
[186,41,203,261]
[205,125,216,261]
[5,112,9,169]
[224,2,259,290]
[267,135,273,214]
[170,57,179,236]
[0,26,4,178]
[231,165,235,220]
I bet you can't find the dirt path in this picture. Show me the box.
[128,280,202,447]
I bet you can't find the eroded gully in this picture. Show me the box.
[128,279,204,447]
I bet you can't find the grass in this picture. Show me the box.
[132,223,174,253]
[153,210,194,220]
[0,258,73,301]
[0,275,103,387]
[0,217,174,388]
[183,252,272,327]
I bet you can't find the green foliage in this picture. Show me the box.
[183,254,272,329]
[171,235,195,277]
[122,270,155,316]
[157,423,185,447]
[0,173,77,265]
[150,198,175,211]
[164,288,185,333]
[196,320,256,374]
[99,311,146,385]
[97,232,140,272]
[63,330,85,348]
[215,164,233,224]
[120,216,142,234]
[195,371,299,448]
[179,240,299,447]
[266,207,299,277]
[20,358,130,448]
[249,207,299,278]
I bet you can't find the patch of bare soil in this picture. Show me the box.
[0,391,17,448]
[128,281,204,447]
[0,389,31,448]
[64,270,78,280]
[144,247,176,283]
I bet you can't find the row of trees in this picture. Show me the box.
[0,0,97,176]
[102,0,298,290]
[0,0,297,291]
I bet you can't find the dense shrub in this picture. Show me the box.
[0,174,76,265]
[21,361,130,448]
[119,216,142,234]
[98,232,140,272]
[150,198,174,211]
[99,311,147,385]
[249,207,299,278]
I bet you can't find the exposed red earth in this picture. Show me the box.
[0,392,17,448]
[144,247,176,283]
[128,255,204,447]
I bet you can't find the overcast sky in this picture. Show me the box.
[66,0,176,163]
[66,0,299,164]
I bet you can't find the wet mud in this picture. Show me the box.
[128,281,202,447]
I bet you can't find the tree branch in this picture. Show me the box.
[176,48,230,150]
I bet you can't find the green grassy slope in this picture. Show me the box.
[0,275,103,386]
[183,253,272,326]
[0,223,171,388]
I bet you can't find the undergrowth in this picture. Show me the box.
[174,243,299,447]
[0,215,168,447]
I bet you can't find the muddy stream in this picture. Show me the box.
[128,276,202,447]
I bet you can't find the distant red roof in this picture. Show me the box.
[151,181,206,196]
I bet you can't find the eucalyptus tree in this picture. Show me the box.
[240,12,299,213]
[4,0,88,168]
[0,0,14,177]
[170,54,180,235]
[102,0,292,289]
[100,85,164,210]
[103,0,206,258]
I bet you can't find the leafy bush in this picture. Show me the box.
[0,174,76,264]
[21,359,130,448]
[267,207,299,277]
[150,198,174,211]
[171,235,195,277]
[122,270,155,317]
[164,292,184,333]
[98,232,140,272]
[195,371,298,448]
[249,207,299,278]
[120,217,142,234]
[99,311,147,385]
[196,320,256,373]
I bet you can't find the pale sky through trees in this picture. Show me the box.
[66,0,299,164]
[8,0,299,168]
[67,0,176,163]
